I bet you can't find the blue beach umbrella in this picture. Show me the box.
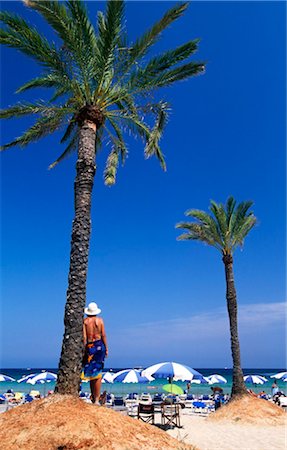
[113,369,152,383]
[270,372,287,381]
[244,375,268,385]
[141,362,205,382]
[206,374,227,384]
[0,374,15,382]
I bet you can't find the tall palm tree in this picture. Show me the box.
[176,197,257,398]
[1,0,204,395]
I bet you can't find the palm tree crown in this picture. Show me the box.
[176,196,257,257]
[1,0,204,183]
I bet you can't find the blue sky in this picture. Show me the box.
[1,1,286,369]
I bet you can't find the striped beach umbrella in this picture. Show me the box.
[113,369,152,383]
[244,375,268,385]
[102,372,114,383]
[17,374,36,383]
[141,362,204,382]
[26,372,57,385]
[206,374,227,384]
[270,372,287,381]
[0,374,15,382]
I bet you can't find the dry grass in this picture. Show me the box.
[208,395,286,425]
[0,395,195,450]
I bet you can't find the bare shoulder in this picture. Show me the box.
[98,317,104,324]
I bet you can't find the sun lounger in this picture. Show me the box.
[192,401,209,415]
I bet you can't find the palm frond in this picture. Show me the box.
[1,110,68,150]
[210,201,228,243]
[95,0,125,92]
[130,61,205,92]
[177,198,257,256]
[0,11,66,72]
[48,131,78,169]
[125,2,189,71]
[0,102,71,120]
[60,119,77,143]
[104,148,119,186]
[137,39,200,78]
[176,222,222,250]
[16,73,74,95]
[107,117,128,163]
[144,103,169,171]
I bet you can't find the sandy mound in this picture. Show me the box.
[208,395,286,425]
[0,395,195,450]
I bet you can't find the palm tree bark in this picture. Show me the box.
[56,120,96,395]
[223,254,248,398]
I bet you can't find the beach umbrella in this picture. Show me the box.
[162,384,184,395]
[113,369,153,384]
[206,374,227,384]
[243,375,268,385]
[142,362,204,382]
[26,372,57,385]
[270,372,287,381]
[189,377,209,384]
[102,372,114,383]
[0,374,15,382]
[17,374,36,383]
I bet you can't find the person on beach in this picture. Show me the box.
[271,380,279,397]
[81,302,108,405]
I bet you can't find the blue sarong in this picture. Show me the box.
[81,339,106,381]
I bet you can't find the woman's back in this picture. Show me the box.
[84,316,103,342]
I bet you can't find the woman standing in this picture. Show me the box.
[82,302,108,404]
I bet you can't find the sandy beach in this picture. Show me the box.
[0,394,286,450]
[168,413,286,450]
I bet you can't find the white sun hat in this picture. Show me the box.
[84,302,101,316]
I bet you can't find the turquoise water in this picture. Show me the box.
[1,368,286,397]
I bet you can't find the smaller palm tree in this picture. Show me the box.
[176,196,257,398]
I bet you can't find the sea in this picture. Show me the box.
[1,368,286,398]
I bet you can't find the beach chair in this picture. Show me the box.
[192,401,209,415]
[24,394,34,403]
[279,396,287,409]
[137,403,155,425]
[113,396,126,412]
[184,394,194,408]
[125,399,138,417]
[161,404,181,429]
[139,393,152,404]
[105,393,114,407]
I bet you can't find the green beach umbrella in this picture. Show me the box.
[162,384,184,395]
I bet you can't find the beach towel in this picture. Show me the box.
[81,339,106,382]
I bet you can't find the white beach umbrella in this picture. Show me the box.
[206,374,227,384]
[113,369,153,383]
[26,372,57,385]
[244,375,268,385]
[0,374,15,382]
[141,362,205,382]
[270,372,287,381]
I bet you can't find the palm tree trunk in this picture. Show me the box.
[223,254,247,398]
[56,120,96,395]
